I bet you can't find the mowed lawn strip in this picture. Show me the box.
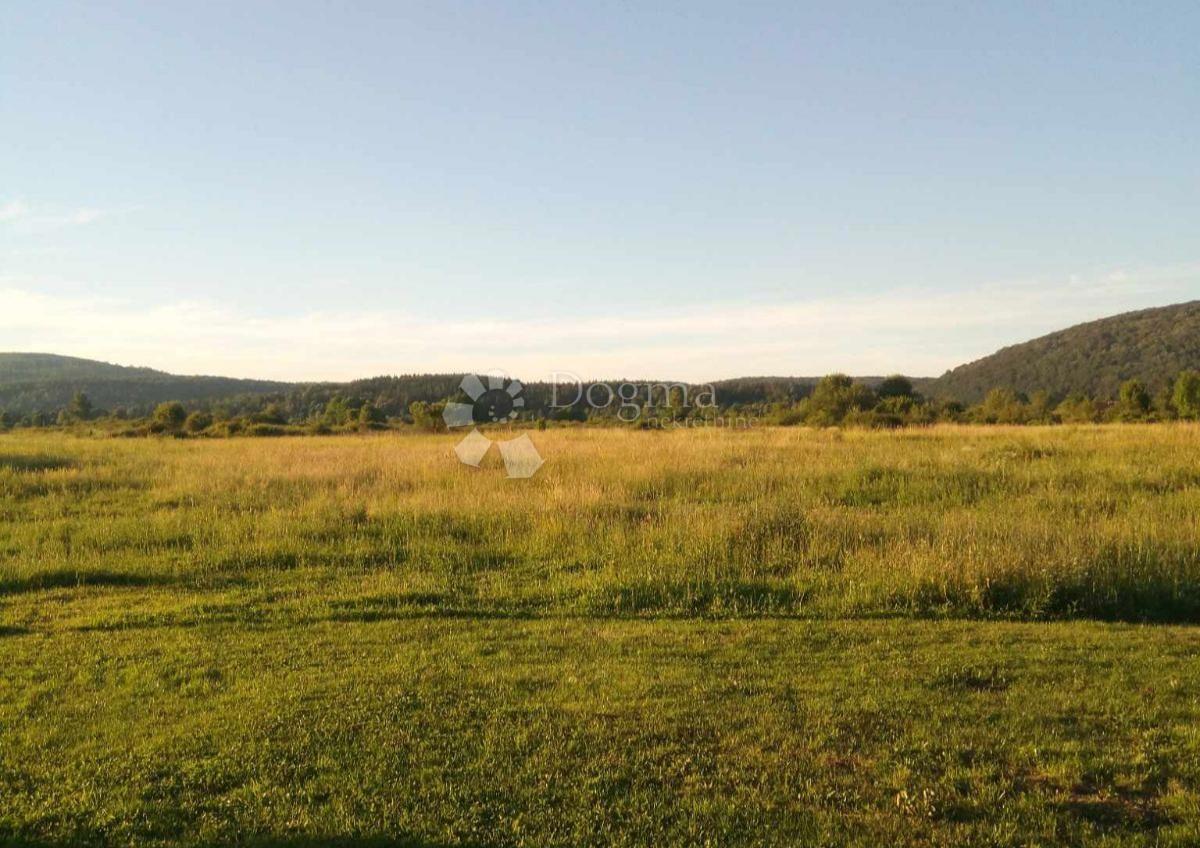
[2,617,1199,847]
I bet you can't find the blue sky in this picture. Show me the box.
[2,1,1197,381]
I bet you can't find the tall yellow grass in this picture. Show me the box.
[3,424,1200,622]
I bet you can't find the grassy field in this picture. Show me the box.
[2,426,1200,845]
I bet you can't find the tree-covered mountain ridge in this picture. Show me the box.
[0,353,291,415]
[927,301,1200,403]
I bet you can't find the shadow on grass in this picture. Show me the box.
[0,570,171,596]
[326,607,538,624]
[0,454,76,472]
[65,596,539,635]
[585,579,810,617]
[930,574,1200,624]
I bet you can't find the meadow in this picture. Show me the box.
[2,425,1200,845]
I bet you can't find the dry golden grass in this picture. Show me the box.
[3,423,1200,624]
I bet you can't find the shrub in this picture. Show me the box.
[805,375,875,426]
[253,403,288,425]
[975,388,1026,424]
[409,400,447,432]
[68,391,94,422]
[1056,393,1099,424]
[246,423,290,437]
[1173,371,1200,420]
[320,397,352,427]
[153,401,187,431]
[876,375,915,399]
[184,411,213,433]
[1115,379,1151,421]
[358,403,386,427]
[219,419,245,437]
[1025,391,1054,424]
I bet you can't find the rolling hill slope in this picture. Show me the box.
[0,353,293,416]
[928,301,1200,403]
[0,353,936,418]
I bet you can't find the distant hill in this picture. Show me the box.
[0,353,167,383]
[0,353,293,416]
[0,353,939,418]
[12,296,1198,417]
[928,301,1200,403]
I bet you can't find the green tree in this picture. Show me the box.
[870,395,917,428]
[358,402,385,426]
[1153,385,1177,420]
[805,374,875,426]
[975,388,1026,424]
[69,391,94,421]
[1172,371,1200,420]
[409,401,437,431]
[1116,379,1151,421]
[1026,390,1054,424]
[153,401,187,431]
[321,397,352,427]
[255,403,288,425]
[876,375,915,400]
[1055,393,1098,424]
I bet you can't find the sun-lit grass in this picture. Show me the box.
[3,424,1200,625]
[4,425,1200,845]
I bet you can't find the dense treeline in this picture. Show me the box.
[752,371,1200,427]
[4,370,1200,436]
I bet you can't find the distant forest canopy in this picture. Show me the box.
[2,300,1199,431]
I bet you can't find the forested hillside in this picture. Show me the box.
[0,353,292,416]
[929,301,1200,402]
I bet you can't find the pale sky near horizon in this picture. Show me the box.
[2,1,1198,382]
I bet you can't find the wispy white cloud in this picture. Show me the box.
[0,263,1196,382]
[0,199,123,233]
[0,199,30,222]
